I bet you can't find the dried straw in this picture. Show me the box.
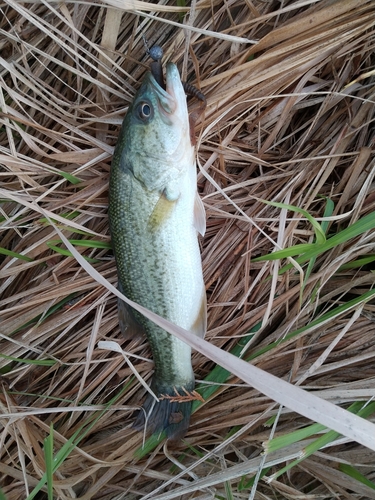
[1,0,375,498]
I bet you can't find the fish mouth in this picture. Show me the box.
[165,63,185,103]
[147,69,176,116]
[147,63,187,122]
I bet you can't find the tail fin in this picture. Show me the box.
[133,384,194,441]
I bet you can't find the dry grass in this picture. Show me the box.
[1,0,375,498]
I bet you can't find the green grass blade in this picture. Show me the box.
[339,254,375,270]
[46,244,99,262]
[46,244,76,257]
[339,464,375,490]
[269,401,375,481]
[39,211,93,236]
[319,196,335,234]
[253,211,375,273]
[10,293,78,334]
[134,431,167,459]
[297,210,375,262]
[260,199,326,244]
[264,422,326,453]
[248,288,375,360]
[270,429,340,480]
[192,323,261,410]
[238,467,271,490]
[57,171,81,184]
[253,243,316,261]
[46,238,110,262]
[26,431,79,499]
[305,196,334,273]
[47,239,111,249]
[0,354,56,366]
[302,196,334,299]
[0,247,33,262]
[176,0,187,21]
[9,392,75,403]
[26,385,130,499]
[224,480,234,500]
[44,423,54,500]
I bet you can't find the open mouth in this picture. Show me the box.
[146,52,206,143]
[147,64,178,117]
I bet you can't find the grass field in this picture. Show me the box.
[1,0,375,498]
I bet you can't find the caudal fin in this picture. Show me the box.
[133,385,194,440]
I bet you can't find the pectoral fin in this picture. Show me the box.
[194,192,206,236]
[148,191,177,231]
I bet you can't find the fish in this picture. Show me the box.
[108,60,207,440]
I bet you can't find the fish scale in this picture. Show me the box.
[109,62,206,439]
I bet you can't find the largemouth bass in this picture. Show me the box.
[109,61,206,440]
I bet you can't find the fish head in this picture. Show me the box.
[121,63,194,195]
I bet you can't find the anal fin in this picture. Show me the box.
[117,282,145,340]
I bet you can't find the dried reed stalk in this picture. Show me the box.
[1,0,375,498]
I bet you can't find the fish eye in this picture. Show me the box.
[136,101,153,121]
